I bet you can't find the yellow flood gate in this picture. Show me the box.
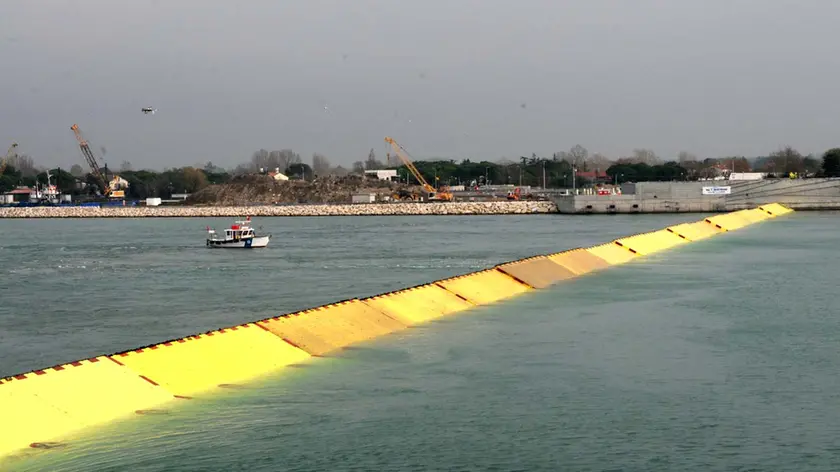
[0,203,795,462]
[0,357,175,456]
[667,221,724,241]
[547,248,611,275]
[256,300,405,356]
[615,229,690,256]
[495,256,577,289]
[111,323,311,398]
[435,269,532,305]
[362,283,475,326]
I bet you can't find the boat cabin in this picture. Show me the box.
[224,222,254,241]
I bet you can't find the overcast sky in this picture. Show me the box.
[3,0,839,170]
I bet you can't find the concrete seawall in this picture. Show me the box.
[0,203,794,462]
[553,178,840,214]
[0,201,558,218]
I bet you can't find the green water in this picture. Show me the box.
[2,213,838,471]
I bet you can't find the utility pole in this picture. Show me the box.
[572,167,576,194]
[542,160,546,189]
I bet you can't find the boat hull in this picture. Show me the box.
[206,235,270,249]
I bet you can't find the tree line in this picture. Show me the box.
[2,144,840,198]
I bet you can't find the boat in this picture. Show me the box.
[206,216,271,248]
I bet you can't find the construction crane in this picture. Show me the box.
[384,137,453,202]
[70,124,126,198]
[0,143,19,175]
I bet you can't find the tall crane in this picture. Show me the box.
[0,143,19,175]
[70,124,125,198]
[384,137,453,202]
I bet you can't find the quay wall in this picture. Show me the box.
[555,178,840,214]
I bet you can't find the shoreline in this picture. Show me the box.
[0,201,559,218]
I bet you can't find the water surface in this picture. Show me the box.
[3,212,838,471]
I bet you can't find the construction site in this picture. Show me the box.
[1,132,550,207]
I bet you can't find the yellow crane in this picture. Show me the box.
[0,142,19,175]
[70,124,127,198]
[384,137,453,202]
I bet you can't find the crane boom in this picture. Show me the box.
[70,124,111,196]
[384,137,435,192]
[0,143,19,175]
[384,137,453,201]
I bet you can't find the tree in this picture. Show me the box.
[287,162,314,180]
[632,149,659,165]
[251,149,271,172]
[569,144,588,169]
[823,148,840,177]
[203,161,225,174]
[352,161,366,174]
[120,161,133,172]
[588,152,613,172]
[365,149,383,170]
[332,165,349,177]
[678,151,697,163]
[311,153,331,175]
[7,154,37,177]
[767,146,804,174]
[69,164,85,177]
[606,161,688,183]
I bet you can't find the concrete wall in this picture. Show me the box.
[558,178,840,213]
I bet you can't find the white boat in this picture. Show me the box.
[206,216,271,249]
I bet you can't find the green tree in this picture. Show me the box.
[823,148,840,177]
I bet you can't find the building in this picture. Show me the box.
[351,193,376,204]
[728,172,766,181]
[2,187,32,203]
[364,169,398,181]
[575,170,611,184]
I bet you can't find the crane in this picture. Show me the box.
[70,124,126,198]
[0,143,19,175]
[384,137,453,202]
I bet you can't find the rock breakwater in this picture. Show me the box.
[0,201,558,218]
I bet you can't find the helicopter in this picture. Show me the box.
[141,107,157,115]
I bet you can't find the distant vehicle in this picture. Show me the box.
[141,107,157,115]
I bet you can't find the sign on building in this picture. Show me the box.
[702,186,732,195]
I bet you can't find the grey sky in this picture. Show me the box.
[3,0,839,170]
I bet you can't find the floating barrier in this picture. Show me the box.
[0,203,795,461]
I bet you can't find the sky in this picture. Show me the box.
[3,0,839,170]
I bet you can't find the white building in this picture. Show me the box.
[364,169,398,181]
[351,193,376,204]
[728,172,766,181]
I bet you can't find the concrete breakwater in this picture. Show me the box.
[554,178,840,214]
[0,201,558,218]
[0,203,795,462]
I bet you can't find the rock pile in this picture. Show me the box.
[0,201,558,218]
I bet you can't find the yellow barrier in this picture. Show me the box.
[258,300,404,356]
[547,248,611,275]
[257,313,337,356]
[362,283,475,325]
[667,221,724,241]
[111,323,310,397]
[0,357,174,456]
[705,208,772,231]
[436,269,532,305]
[585,242,638,265]
[495,256,577,289]
[0,203,795,461]
[758,203,794,216]
[614,229,689,256]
